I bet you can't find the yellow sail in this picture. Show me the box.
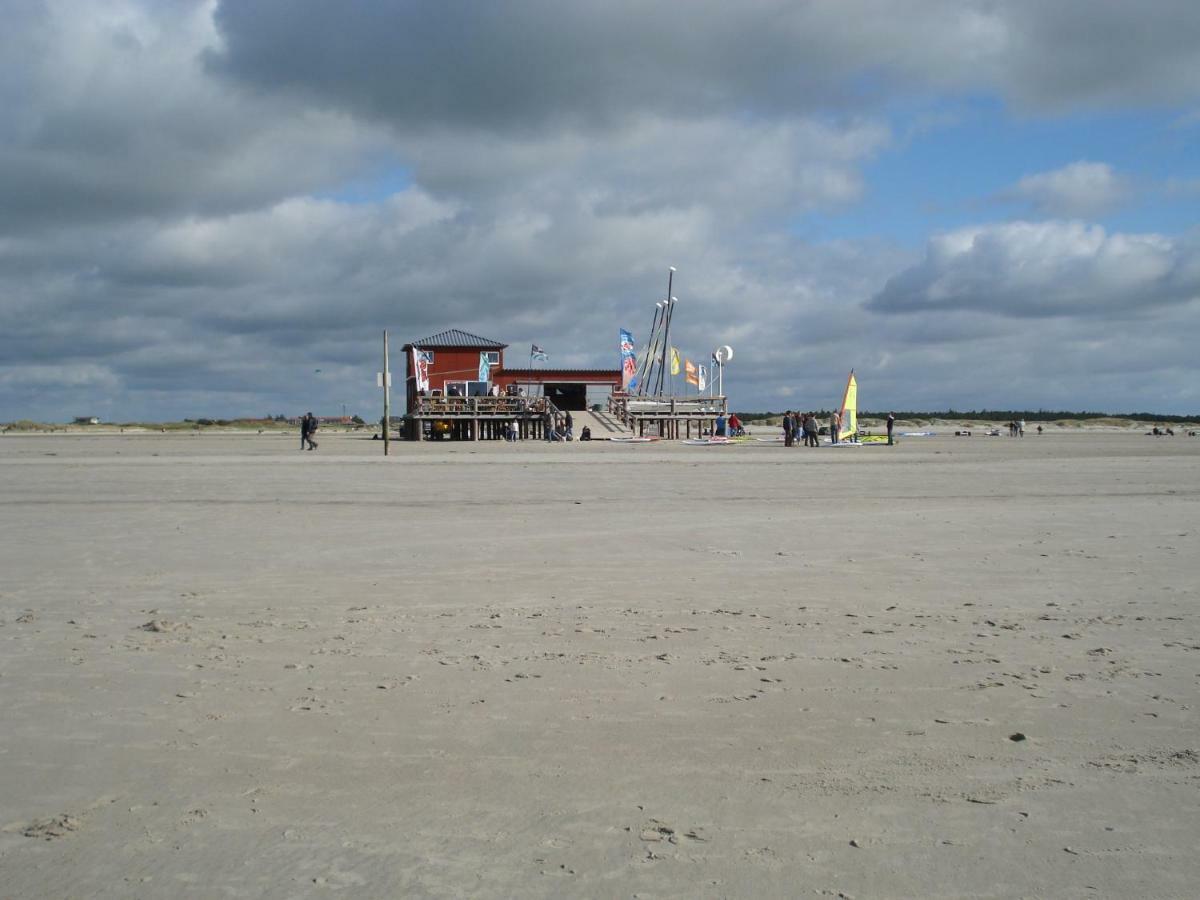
[838,371,857,441]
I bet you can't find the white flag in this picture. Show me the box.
[697,365,707,392]
[412,348,430,392]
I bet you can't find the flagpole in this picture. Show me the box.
[647,302,665,395]
[636,301,663,395]
[382,330,390,457]
[657,268,674,395]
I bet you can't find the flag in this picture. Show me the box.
[531,344,549,362]
[697,364,707,392]
[670,347,681,376]
[685,359,699,387]
[620,329,637,389]
[478,352,491,382]
[412,348,430,392]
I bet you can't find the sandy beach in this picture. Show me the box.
[1,431,1198,898]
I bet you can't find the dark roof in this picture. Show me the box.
[500,368,620,375]
[406,329,507,349]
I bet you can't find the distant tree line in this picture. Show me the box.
[742,409,1198,424]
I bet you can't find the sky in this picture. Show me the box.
[3,0,1200,421]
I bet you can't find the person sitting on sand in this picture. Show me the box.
[580,426,592,441]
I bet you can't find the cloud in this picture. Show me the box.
[869,221,1200,318]
[206,1,1200,127]
[1009,161,1130,218]
[3,2,1200,420]
[0,0,397,234]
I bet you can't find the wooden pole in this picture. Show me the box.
[383,330,390,457]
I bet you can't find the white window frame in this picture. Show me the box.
[481,351,500,365]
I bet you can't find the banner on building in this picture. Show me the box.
[478,352,491,382]
[670,347,681,376]
[620,329,637,389]
[412,348,430,392]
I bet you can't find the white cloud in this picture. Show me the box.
[1011,161,1129,217]
[870,221,1200,318]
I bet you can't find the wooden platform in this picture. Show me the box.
[406,396,564,441]
[608,393,728,439]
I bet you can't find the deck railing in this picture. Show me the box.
[608,392,727,428]
[412,395,551,418]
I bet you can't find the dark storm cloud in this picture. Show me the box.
[207,0,1200,129]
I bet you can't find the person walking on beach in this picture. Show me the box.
[804,412,819,447]
[564,411,574,440]
[783,411,794,447]
[301,412,318,451]
[887,412,895,446]
[830,410,840,445]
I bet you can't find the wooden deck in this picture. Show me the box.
[608,393,728,439]
[406,396,563,441]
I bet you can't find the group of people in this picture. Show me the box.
[780,411,827,447]
[711,413,743,437]
[543,410,574,442]
[1006,419,1026,437]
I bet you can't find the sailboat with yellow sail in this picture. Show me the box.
[827,370,863,445]
[837,370,858,442]
[841,369,900,445]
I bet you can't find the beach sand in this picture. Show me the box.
[1,431,1197,898]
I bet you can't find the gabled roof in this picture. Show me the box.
[406,328,507,349]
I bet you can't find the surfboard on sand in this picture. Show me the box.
[609,436,657,443]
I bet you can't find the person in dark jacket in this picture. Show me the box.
[301,412,318,451]
[804,412,819,447]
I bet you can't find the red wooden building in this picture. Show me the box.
[402,329,620,412]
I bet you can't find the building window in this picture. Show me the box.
[482,351,500,365]
[421,350,435,363]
